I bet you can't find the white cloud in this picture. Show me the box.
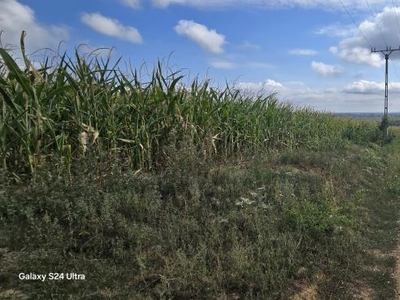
[232,73,400,112]
[153,0,186,7]
[264,79,283,88]
[334,6,400,67]
[311,61,345,76]
[288,49,317,56]
[152,0,388,10]
[237,41,261,51]
[329,47,338,54]
[314,23,354,37]
[174,20,225,54]
[0,0,69,52]
[81,12,143,44]
[337,47,382,67]
[343,80,400,94]
[234,80,337,110]
[210,60,235,69]
[245,61,274,68]
[119,0,141,9]
[233,78,394,112]
[209,59,273,70]
[235,79,284,96]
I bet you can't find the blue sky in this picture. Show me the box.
[2,0,400,112]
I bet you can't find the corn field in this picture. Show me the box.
[0,33,357,176]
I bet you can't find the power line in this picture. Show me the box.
[338,0,373,47]
[391,1,400,86]
[365,0,400,91]
[365,0,400,86]
[339,0,400,116]
[364,0,388,47]
[371,47,400,119]
[392,1,400,35]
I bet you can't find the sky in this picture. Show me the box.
[3,0,400,112]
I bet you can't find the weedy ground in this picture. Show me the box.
[1,38,400,299]
[1,126,400,300]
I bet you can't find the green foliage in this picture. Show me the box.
[342,119,381,145]
[1,35,399,299]
[0,34,384,177]
[2,140,397,299]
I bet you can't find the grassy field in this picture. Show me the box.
[1,38,400,299]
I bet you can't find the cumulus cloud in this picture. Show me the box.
[0,0,69,52]
[119,0,141,9]
[81,12,143,44]
[233,78,392,112]
[288,49,317,56]
[235,79,284,96]
[334,6,400,67]
[234,80,339,110]
[338,47,382,67]
[311,61,345,76]
[263,79,283,88]
[343,80,400,94]
[174,20,225,54]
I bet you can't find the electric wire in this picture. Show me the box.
[391,1,400,84]
[339,0,400,113]
[364,0,389,47]
[338,0,373,48]
[365,0,400,87]
[392,0,400,37]
[364,0,400,112]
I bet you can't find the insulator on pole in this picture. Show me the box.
[370,46,400,119]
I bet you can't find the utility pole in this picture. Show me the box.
[371,46,400,120]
